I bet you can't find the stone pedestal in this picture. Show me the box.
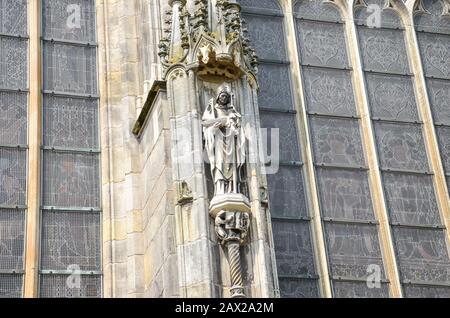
[210,194,251,298]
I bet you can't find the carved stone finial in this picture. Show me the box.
[159,0,258,80]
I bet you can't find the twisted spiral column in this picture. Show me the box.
[227,241,244,298]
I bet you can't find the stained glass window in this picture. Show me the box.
[39,0,101,298]
[240,0,320,297]
[355,0,450,297]
[0,0,28,298]
[296,0,387,297]
[416,0,450,201]
[412,0,450,296]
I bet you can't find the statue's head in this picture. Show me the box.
[216,84,232,106]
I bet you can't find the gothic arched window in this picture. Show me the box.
[416,0,450,195]
[356,0,450,297]
[295,0,388,297]
[39,0,102,298]
[0,0,28,298]
[409,0,450,298]
[239,0,320,298]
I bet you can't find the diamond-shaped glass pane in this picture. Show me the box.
[325,223,385,279]
[0,92,27,145]
[272,220,316,277]
[257,64,293,110]
[242,14,286,61]
[366,73,419,122]
[303,67,357,117]
[39,275,101,298]
[0,209,24,271]
[41,210,101,271]
[392,227,450,284]
[43,42,97,95]
[0,274,22,298]
[0,148,27,206]
[374,122,429,172]
[0,0,27,36]
[267,166,307,219]
[260,112,301,162]
[42,151,100,208]
[42,0,96,42]
[0,37,28,90]
[357,27,410,74]
[278,278,319,298]
[43,95,99,149]
[316,168,375,221]
[297,20,349,68]
[310,117,365,167]
[417,33,450,79]
[383,172,441,226]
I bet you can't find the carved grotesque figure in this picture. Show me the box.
[202,84,246,196]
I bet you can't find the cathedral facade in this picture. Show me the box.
[0,0,449,298]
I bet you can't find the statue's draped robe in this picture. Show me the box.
[203,100,246,195]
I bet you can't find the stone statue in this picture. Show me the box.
[202,84,246,196]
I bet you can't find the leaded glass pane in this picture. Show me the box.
[436,126,450,172]
[294,0,342,23]
[310,117,365,167]
[414,0,450,34]
[416,33,450,79]
[241,15,286,61]
[0,148,26,206]
[278,278,319,298]
[296,20,349,68]
[325,223,385,279]
[392,227,450,284]
[43,95,99,149]
[333,282,390,298]
[0,209,24,271]
[42,0,96,42]
[239,0,281,12]
[426,78,450,125]
[260,112,301,162]
[383,172,441,226]
[0,0,27,36]
[365,73,419,122]
[316,168,375,221]
[0,37,27,90]
[373,122,429,172]
[42,151,100,208]
[272,220,316,277]
[354,4,403,29]
[267,166,307,219]
[43,42,98,95]
[39,275,101,298]
[303,67,357,117]
[41,211,101,271]
[357,27,410,74]
[0,274,22,298]
[403,284,450,298]
[0,92,27,145]
[257,64,293,110]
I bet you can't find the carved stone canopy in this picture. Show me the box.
[159,0,258,82]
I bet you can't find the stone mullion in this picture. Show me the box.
[402,2,450,255]
[282,0,332,298]
[24,0,42,298]
[343,5,403,298]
